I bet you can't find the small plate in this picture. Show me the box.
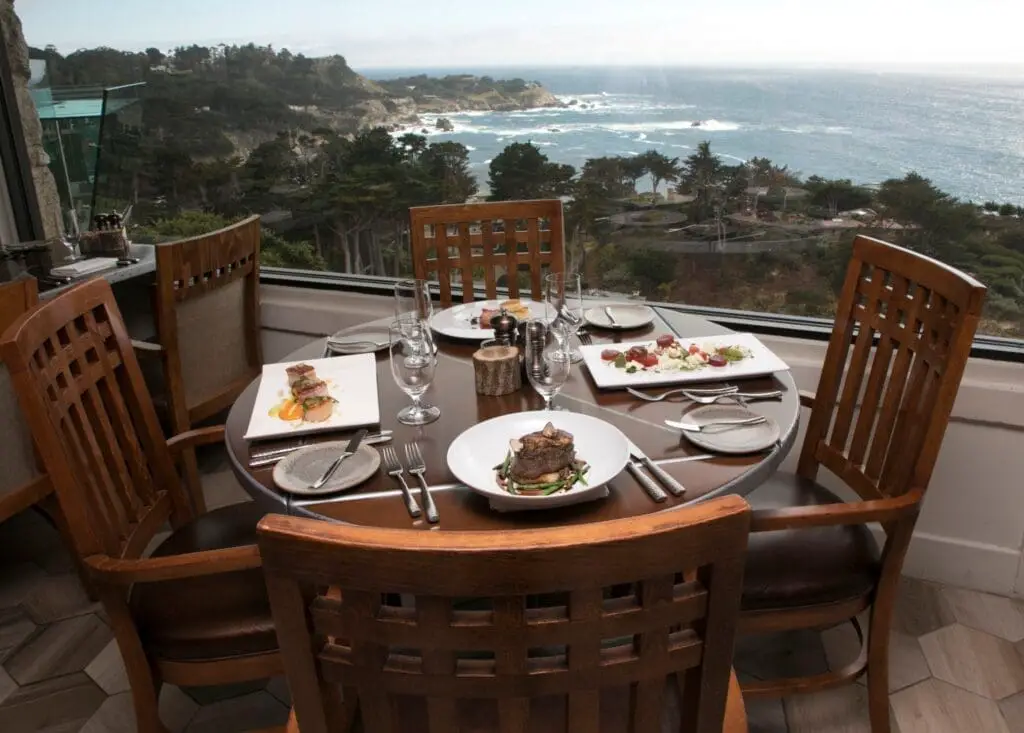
[676,405,780,454]
[273,442,381,495]
[584,304,655,330]
[327,329,390,354]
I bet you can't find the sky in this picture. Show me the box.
[15,0,1024,70]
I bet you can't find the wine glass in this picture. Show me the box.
[545,272,585,362]
[394,279,433,326]
[524,320,572,411]
[389,320,440,426]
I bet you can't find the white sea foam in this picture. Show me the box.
[779,125,853,135]
[464,145,477,151]
[635,132,648,142]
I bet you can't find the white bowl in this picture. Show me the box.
[446,410,629,510]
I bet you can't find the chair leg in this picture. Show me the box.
[36,495,97,601]
[866,599,893,733]
[180,446,208,515]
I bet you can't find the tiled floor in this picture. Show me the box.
[2,449,1024,732]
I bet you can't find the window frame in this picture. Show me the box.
[260,267,1024,363]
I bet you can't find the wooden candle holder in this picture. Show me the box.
[473,344,522,396]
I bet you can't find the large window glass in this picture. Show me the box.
[18,3,1024,339]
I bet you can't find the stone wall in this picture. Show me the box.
[1,0,62,239]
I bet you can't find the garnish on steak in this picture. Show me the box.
[285,363,316,386]
[495,422,589,496]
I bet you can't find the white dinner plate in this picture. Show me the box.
[326,329,390,354]
[446,410,629,510]
[273,442,381,495]
[243,354,380,440]
[676,405,780,454]
[580,333,790,389]
[584,304,655,330]
[429,298,553,340]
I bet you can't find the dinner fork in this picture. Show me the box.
[683,390,783,405]
[381,446,422,519]
[627,385,737,402]
[578,331,593,346]
[405,442,440,524]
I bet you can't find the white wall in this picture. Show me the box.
[261,285,1024,597]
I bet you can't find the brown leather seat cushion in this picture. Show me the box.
[742,473,881,612]
[130,502,278,661]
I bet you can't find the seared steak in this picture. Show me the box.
[510,422,575,481]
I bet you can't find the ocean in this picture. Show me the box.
[361,67,1024,205]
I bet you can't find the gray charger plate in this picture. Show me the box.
[273,442,381,495]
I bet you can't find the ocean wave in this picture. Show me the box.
[464,145,477,151]
[606,119,741,133]
[778,125,853,135]
[635,132,648,142]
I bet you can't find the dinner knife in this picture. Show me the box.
[311,429,367,490]
[628,442,686,496]
[249,431,392,467]
[664,416,767,432]
[626,460,668,502]
[604,305,619,326]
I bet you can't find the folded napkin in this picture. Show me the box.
[50,257,118,277]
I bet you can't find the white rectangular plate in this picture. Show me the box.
[581,332,790,389]
[243,354,380,440]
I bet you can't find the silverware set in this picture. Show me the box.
[626,441,690,502]
[248,431,393,468]
[626,385,781,404]
[381,442,439,523]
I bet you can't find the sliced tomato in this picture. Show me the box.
[688,344,701,355]
[639,353,660,368]
[655,334,675,348]
[600,349,621,361]
[708,354,728,367]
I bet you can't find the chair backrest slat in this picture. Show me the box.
[154,214,263,426]
[410,200,566,307]
[798,235,986,499]
[259,496,750,733]
[0,278,194,560]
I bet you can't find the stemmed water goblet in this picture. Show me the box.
[388,320,440,425]
[544,272,585,362]
[524,320,572,411]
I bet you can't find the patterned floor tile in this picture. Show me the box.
[784,685,870,733]
[79,692,135,733]
[745,696,788,733]
[4,613,113,685]
[184,691,288,733]
[999,690,1024,732]
[160,685,201,733]
[891,678,1010,733]
[892,577,956,638]
[0,562,47,609]
[943,586,1024,642]
[821,623,929,693]
[202,470,253,511]
[22,572,100,623]
[919,623,1024,700]
[0,607,37,661]
[85,639,130,695]
[734,629,829,681]
[0,666,15,706]
[266,676,291,707]
[0,672,106,732]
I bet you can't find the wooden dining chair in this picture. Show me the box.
[258,495,752,733]
[137,214,263,512]
[0,277,52,523]
[736,235,986,733]
[409,200,565,307]
[0,277,281,733]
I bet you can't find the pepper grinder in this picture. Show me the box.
[518,319,548,380]
[490,309,519,347]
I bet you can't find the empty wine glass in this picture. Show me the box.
[524,320,572,411]
[389,320,440,425]
[545,272,585,362]
[394,279,433,326]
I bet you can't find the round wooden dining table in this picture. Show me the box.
[225,306,800,530]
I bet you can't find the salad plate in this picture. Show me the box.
[429,298,554,340]
[446,410,629,510]
[579,332,790,389]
